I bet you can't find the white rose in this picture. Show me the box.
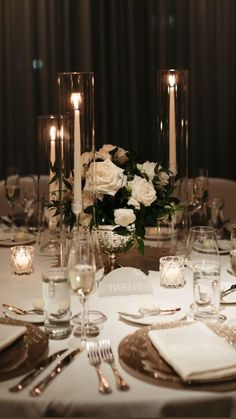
[159,171,169,186]
[138,161,156,181]
[114,208,136,227]
[97,144,128,165]
[84,159,127,197]
[128,175,156,207]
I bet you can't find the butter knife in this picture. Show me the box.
[9,349,67,392]
[30,346,83,397]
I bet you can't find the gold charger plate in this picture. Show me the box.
[0,317,48,381]
[118,321,236,392]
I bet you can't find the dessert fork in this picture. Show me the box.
[86,341,112,394]
[99,339,129,391]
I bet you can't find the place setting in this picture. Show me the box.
[118,320,236,392]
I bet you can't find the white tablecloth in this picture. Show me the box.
[1,238,236,417]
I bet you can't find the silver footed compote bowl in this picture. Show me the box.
[96,224,135,274]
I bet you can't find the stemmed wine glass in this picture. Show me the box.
[229,224,236,276]
[20,176,37,231]
[4,171,21,223]
[67,234,96,343]
[185,226,220,269]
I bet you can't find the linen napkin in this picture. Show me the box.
[148,323,236,382]
[0,324,27,352]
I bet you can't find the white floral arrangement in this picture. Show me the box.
[80,144,180,254]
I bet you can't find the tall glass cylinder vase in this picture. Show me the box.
[37,115,62,256]
[157,69,189,201]
[58,72,95,234]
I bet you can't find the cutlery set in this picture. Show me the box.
[87,339,129,393]
[8,339,129,396]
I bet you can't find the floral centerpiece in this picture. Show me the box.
[50,144,180,254]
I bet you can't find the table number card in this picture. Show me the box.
[98,267,153,297]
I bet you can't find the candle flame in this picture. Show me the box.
[50,126,57,141]
[71,93,81,110]
[168,74,176,87]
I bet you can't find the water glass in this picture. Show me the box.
[193,261,221,322]
[159,256,185,288]
[42,268,71,339]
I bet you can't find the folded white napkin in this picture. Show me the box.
[148,323,236,382]
[0,324,27,351]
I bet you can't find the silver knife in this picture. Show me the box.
[9,349,67,392]
[30,346,83,397]
[221,284,236,298]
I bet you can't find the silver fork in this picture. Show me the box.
[86,341,112,394]
[99,339,130,391]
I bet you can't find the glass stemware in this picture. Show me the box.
[20,176,37,232]
[230,224,236,276]
[70,231,106,337]
[4,172,21,223]
[67,235,96,343]
[185,226,220,269]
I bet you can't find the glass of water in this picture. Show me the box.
[193,261,221,322]
[42,268,71,339]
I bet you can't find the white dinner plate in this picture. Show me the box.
[3,300,44,324]
[118,299,186,325]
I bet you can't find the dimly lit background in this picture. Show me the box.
[0,0,236,180]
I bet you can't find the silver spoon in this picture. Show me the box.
[3,304,43,315]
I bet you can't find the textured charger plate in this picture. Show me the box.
[0,317,48,380]
[118,321,236,392]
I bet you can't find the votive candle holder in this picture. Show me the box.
[11,246,34,275]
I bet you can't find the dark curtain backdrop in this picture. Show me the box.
[0,0,236,180]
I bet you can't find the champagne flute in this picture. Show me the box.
[70,231,106,336]
[230,224,236,275]
[67,235,96,343]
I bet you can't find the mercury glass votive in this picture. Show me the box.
[159,256,185,288]
[11,246,34,274]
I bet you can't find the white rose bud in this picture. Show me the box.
[114,208,136,227]
[159,171,169,186]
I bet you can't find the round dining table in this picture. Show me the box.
[1,235,236,418]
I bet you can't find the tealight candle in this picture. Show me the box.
[159,256,185,288]
[11,246,34,275]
